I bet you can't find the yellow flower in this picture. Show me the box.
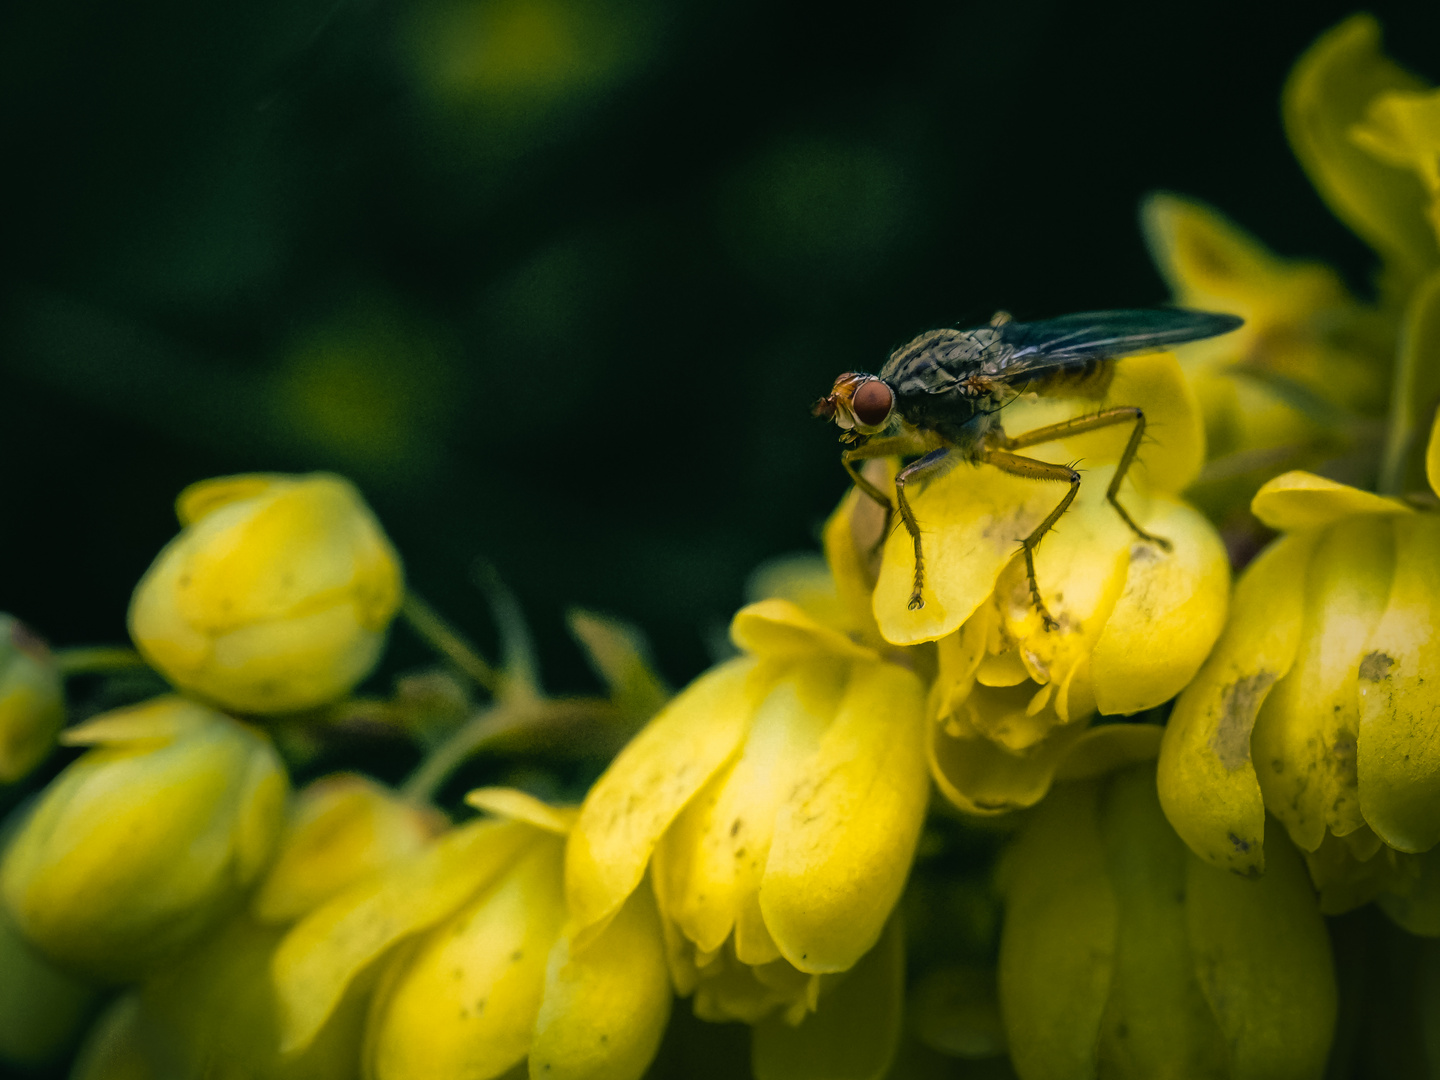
[840,352,1229,814]
[1142,193,1391,508]
[565,578,924,1073]
[0,615,65,782]
[0,900,97,1068]
[1285,15,1439,288]
[999,764,1335,1080]
[69,773,443,1080]
[128,473,403,714]
[272,788,671,1080]
[1159,409,1440,878]
[0,696,287,980]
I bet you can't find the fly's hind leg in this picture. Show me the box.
[979,448,1081,631]
[1002,406,1171,552]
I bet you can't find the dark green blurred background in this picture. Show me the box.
[3,0,1437,693]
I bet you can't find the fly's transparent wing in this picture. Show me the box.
[994,309,1242,377]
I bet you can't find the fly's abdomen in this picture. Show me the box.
[1024,357,1116,400]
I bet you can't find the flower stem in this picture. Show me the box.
[399,697,618,805]
[400,592,503,694]
[53,647,150,677]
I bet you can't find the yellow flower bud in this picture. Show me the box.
[0,901,97,1067]
[0,615,65,782]
[252,773,443,924]
[1160,418,1440,878]
[128,473,403,714]
[0,696,287,980]
[999,765,1336,1080]
[273,789,671,1080]
[566,571,928,1045]
[70,915,367,1080]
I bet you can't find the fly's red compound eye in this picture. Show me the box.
[852,379,893,427]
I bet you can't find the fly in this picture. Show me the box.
[813,308,1243,629]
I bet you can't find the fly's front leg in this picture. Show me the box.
[842,453,893,510]
[894,448,953,611]
[979,447,1081,632]
[840,432,940,511]
[841,431,943,563]
[1002,406,1171,552]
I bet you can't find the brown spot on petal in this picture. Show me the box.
[1210,672,1276,770]
[1359,651,1394,682]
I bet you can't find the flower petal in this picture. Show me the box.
[1377,847,1440,936]
[654,659,844,964]
[1357,514,1440,852]
[1252,516,1395,852]
[1054,723,1163,782]
[59,694,207,747]
[1284,14,1437,277]
[566,658,758,944]
[273,818,533,1053]
[1184,823,1336,1080]
[528,880,671,1080]
[928,605,991,725]
[1302,829,1395,916]
[996,781,1116,1080]
[1251,470,1410,531]
[1104,351,1206,494]
[1384,268,1440,495]
[465,788,577,836]
[1349,88,1440,244]
[930,686,1092,815]
[1430,405,1440,500]
[1157,531,1320,875]
[821,480,890,648]
[873,459,1057,645]
[751,915,903,1080]
[731,600,876,664]
[994,462,1133,696]
[1091,496,1230,715]
[761,660,928,973]
[366,838,566,1080]
[175,474,283,526]
[253,774,440,924]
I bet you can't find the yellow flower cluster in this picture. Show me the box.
[2,15,1440,1080]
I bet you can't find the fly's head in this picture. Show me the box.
[812,373,895,446]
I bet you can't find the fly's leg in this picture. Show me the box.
[1002,406,1171,552]
[979,448,1080,631]
[842,453,894,510]
[841,432,942,510]
[894,448,953,610]
[841,432,945,559]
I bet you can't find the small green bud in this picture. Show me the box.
[0,615,64,783]
[0,696,288,981]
